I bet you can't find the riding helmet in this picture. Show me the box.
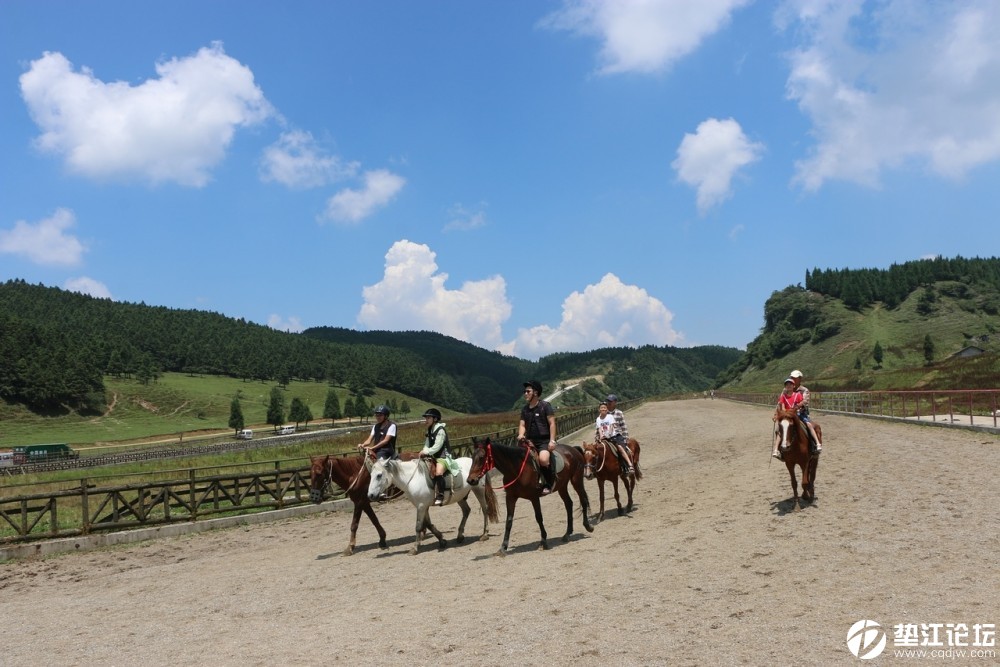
[523,380,543,394]
[374,405,390,416]
[422,408,442,420]
[606,394,619,402]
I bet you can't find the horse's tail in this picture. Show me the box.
[483,475,500,523]
[630,439,643,481]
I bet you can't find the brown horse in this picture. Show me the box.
[582,438,642,517]
[466,437,593,556]
[773,408,821,505]
[309,452,416,555]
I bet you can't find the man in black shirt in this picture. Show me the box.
[518,380,557,495]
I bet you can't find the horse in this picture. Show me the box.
[773,408,821,505]
[308,452,415,556]
[466,437,593,556]
[367,456,499,555]
[582,437,642,517]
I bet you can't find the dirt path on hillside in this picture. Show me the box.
[1,400,997,666]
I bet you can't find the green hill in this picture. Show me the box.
[718,259,1000,392]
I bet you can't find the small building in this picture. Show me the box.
[951,345,985,359]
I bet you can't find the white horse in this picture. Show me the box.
[367,457,499,554]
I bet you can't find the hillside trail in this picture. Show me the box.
[1,399,996,666]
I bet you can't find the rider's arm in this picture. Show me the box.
[547,413,557,449]
[359,426,376,448]
[420,427,446,456]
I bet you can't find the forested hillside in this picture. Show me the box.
[717,256,1000,390]
[0,280,741,416]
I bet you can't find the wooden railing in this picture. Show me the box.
[719,389,1000,429]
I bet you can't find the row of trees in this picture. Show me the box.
[228,387,415,435]
[806,256,1000,311]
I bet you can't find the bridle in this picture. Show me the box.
[471,439,530,490]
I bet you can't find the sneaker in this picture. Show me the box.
[540,487,551,496]
[815,444,823,453]
[433,495,444,506]
[772,451,781,459]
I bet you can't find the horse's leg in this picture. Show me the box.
[497,494,518,557]
[624,474,634,514]
[557,484,574,542]
[455,497,471,544]
[472,486,490,541]
[598,479,607,518]
[360,501,389,551]
[412,505,445,554]
[573,470,593,533]
[612,474,623,516]
[532,497,549,550]
[786,462,799,506]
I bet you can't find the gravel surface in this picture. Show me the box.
[1,399,997,666]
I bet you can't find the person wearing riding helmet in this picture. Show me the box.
[358,405,398,460]
[420,408,452,506]
[790,370,823,453]
[518,380,557,495]
[604,394,635,477]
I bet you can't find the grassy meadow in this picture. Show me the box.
[0,372,463,451]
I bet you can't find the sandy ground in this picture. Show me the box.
[1,399,997,666]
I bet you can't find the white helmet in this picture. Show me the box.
[790,370,803,379]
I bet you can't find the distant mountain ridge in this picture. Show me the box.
[0,280,740,415]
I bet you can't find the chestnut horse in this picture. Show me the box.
[582,438,642,517]
[773,408,821,505]
[308,452,416,555]
[466,437,593,556]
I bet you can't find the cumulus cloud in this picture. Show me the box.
[321,169,406,224]
[0,208,86,266]
[509,274,682,359]
[64,276,112,299]
[443,202,488,232]
[357,240,511,350]
[260,130,359,188]
[541,0,751,74]
[783,1,1000,190]
[19,43,273,186]
[268,314,304,333]
[672,117,764,214]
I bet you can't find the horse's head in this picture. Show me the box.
[367,458,393,501]
[582,443,599,479]
[308,455,330,503]
[774,408,804,452]
[467,437,492,485]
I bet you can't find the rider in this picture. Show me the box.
[419,408,452,506]
[790,370,823,453]
[518,380,557,496]
[358,405,397,460]
[772,378,802,459]
[595,400,634,477]
[605,394,635,476]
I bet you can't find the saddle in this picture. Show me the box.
[419,457,459,494]
[524,443,565,488]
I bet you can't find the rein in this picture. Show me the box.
[344,452,374,493]
[592,439,611,474]
[479,442,531,490]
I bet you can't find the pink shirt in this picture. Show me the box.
[778,391,803,411]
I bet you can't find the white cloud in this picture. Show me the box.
[728,223,746,241]
[321,169,406,224]
[672,117,764,214]
[19,43,273,186]
[64,276,112,299]
[443,203,488,232]
[268,314,304,333]
[0,208,86,266]
[783,1,1000,190]
[541,0,751,74]
[357,240,511,350]
[509,273,682,359]
[260,130,359,188]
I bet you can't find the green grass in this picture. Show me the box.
[0,373,453,450]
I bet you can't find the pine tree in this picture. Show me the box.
[267,386,286,430]
[323,389,341,426]
[229,396,245,434]
[873,341,884,369]
[923,334,935,366]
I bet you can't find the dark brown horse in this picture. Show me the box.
[773,408,821,505]
[466,437,593,555]
[582,438,642,517]
[309,452,415,555]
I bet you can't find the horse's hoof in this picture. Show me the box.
[455,535,465,544]
[494,549,507,557]
[409,547,419,555]
[539,541,549,551]
[479,534,490,542]
[378,540,387,549]
[342,547,354,556]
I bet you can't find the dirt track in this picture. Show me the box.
[1,400,997,666]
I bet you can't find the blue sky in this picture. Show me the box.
[2,1,999,359]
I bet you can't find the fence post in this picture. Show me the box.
[81,478,90,535]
